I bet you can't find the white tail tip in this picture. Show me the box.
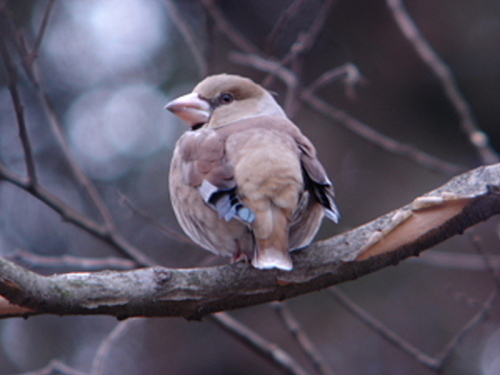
[252,248,293,271]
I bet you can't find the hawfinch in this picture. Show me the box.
[166,74,339,270]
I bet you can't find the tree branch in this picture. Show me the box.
[163,0,207,77]
[386,0,499,165]
[209,313,311,375]
[272,302,336,375]
[328,288,440,370]
[0,163,499,320]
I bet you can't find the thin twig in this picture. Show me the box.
[163,0,207,77]
[91,319,143,375]
[0,163,156,266]
[209,313,312,375]
[262,0,338,88]
[0,15,157,267]
[307,63,365,100]
[263,0,338,113]
[116,191,195,246]
[201,0,261,55]
[431,235,500,366]
[303,92,465,175]
[469,234,500,287]
[0,31,37,184]
[288,0,337,57]
[328,288,441,370]
[2,16,119,234]
[6,248,137,271]
[272,302,336,375]
[411,251,500,271]
[265,0,306,55]
[434,288,498,369]
[386,0,499,165]
[30,0,57,63]
[446,286,482,310]
[15,359,86,375]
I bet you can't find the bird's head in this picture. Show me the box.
[165,74,285,130]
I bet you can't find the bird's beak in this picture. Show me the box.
[165,92,211,128]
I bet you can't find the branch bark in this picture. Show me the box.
[1,164,499,320]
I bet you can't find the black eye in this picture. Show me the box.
[219,93,234,105]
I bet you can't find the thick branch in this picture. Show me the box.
[1,164,499,320]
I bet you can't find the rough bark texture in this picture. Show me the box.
[1,163,499,320]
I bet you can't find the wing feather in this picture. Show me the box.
[176,129,255,224]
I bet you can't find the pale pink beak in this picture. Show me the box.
[165,92,211,127]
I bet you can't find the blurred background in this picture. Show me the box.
[1,0,500,374]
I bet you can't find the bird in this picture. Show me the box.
[165,74,339,270]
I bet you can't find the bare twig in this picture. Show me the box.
[330,281,499,372]
[262,0,338,92]
[91,319,143,375]
[469,234,500,286]
[446,286,483,310]
[116,191,195,246]
[303,92,465,175]
[163,0,207,77]
[0,13,159,267]
[0,32,37,184]
[15,359,86,375]
[307,63,365,100]
[328,288,441,370]
[30,0,57,63]
[210,313,312,375]
[430,234,500,367]
[286,0,337,58]
[386,0,499,165]
[265,0,306,55]
[435,288,498,369]
[1,16,119,234]
[411,251,500,271]
[272,302,336,375]
[201,0,260,55]
[261,0,338,114]
[6,249,137,271]
[231,52,465,175]
[0,163,156,266]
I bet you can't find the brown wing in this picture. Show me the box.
[216,115,340,222]
[176,129,255,223]
[296,135,340,223]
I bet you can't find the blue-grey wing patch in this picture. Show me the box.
[198,180,255,224]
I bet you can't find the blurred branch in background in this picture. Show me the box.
[90,319,144,375]
[386,0,499,165]
[0,7,157,267]
[330,285,499,372]
[163,0,207,78]
[209,313,311,375]
[272,302,336,375]
[1,0,500,374]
